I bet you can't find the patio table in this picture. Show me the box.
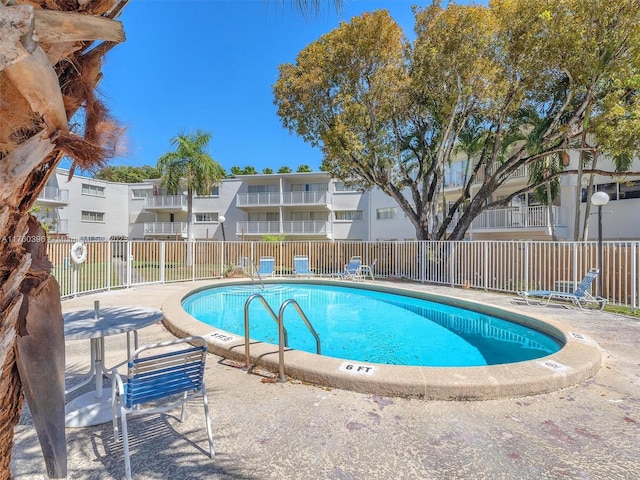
[63,303,164,428]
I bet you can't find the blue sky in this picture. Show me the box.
[94,0,424,175]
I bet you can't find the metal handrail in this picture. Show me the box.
[243,294,288,370]
[243,295,321,383]
[251,261,265,289]
[277,299,321,382]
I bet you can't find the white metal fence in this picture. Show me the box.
[48,239,639,310]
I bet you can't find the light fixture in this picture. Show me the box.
[218,215,226,242]
[590,191,610,297]
[590,191,610,207]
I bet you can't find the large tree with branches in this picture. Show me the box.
[274,0,640,241]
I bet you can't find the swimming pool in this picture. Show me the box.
[182,283,562,367]
[164,279,601,400]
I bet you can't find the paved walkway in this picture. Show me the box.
[11,281,640,480]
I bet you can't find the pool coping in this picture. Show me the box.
[161,279,603,400]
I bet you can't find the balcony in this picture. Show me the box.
[37,186,69,207]
[49,219,69,234]
[236,220,331,237]
[236,191,331,209]
[144,222,187,237]
[444,162,530,190]
[143,195,187,212]
[469,206,564,231]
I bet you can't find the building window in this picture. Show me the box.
[581,182,622,202]
[132,188,153,199]
[334,182,362,192]
[248,184,278,193]
[248,212,279,221]
[292,183,328,192]
[81,211,105,222]
[376,207,397,220]
[195,185,220,197]
[82,184,105,197]
[619,180,640,200]
[335,210,363,221]
[291,211,326,221]
[194,212,219,223]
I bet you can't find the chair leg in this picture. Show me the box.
[201,388,215,458]
[180,391,187,422]
[120,410,132,480]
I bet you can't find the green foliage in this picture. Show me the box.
[297,164,312,172]
[278,166,292,173]
[261,234,286,242]
[263,167,274,174]
[273,1,640,240]
[95,165,161,183]
[157,130,225,246]
[157,130,225,196]
[229,166,258,175]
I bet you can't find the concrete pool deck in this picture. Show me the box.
[12,280,640,479]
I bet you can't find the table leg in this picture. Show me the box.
[65,336,113,428]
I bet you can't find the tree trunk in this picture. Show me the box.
[581,151,599,241]
[1,2,129,477]
[545,181,558,241]
[0,216,66,479]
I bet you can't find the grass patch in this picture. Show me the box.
[603,304,640,318]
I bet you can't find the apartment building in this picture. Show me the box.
[37,160,640,242]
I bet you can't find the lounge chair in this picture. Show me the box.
[293,255,314,277]
[111,336,214,480]
[517,268,608,310]
[359,259,376,281]
[332,256,363,281]
[257,256,275,278]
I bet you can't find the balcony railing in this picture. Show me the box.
[143,195,187,210]
[236,220,331,236]
[50,219,69,234]
[470,206,564,230]
[444,162,530,189]
[236,191,331,207]
[144,222,188,236]
[37,186,69,204]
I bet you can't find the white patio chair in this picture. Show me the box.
[111,336,214,480]
[359,259,377,281]
[331,256,363,281]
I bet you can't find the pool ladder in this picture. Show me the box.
[243,294,321,382]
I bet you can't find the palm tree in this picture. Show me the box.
[157,130,225,264]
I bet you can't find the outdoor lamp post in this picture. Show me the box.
[590,191,610,297]
[218,215,226,242]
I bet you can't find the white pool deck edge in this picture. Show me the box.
[161,279,602,401]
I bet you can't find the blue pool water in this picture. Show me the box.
[182,283,562,367]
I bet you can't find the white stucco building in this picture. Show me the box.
[36,160,640,242]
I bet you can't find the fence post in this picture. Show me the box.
[126,241,132,288]
[572,243,579,289]
[107,241,111,291]
[72,263,78,297]
[420,241,426,283]
[483,241,489,292]
[192,240,196,282]
[523,242,529,293]
[449,242,455,287]
[160,241,166,284]
[632,242,637,313]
